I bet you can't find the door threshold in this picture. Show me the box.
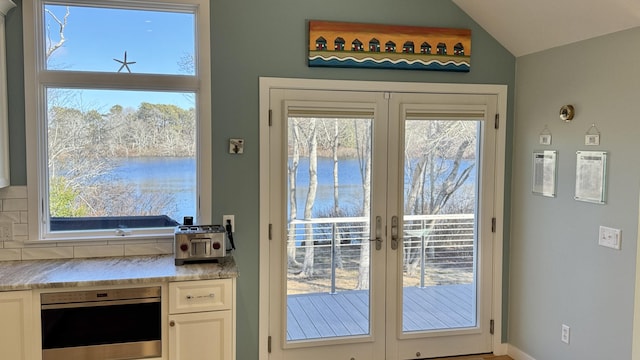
[424,354,512,360]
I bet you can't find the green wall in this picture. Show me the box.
[5,1,515,358]
[511,28,640,359]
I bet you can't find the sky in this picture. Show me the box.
[45,4,196,109]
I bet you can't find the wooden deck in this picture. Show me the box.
[287,284,475,341]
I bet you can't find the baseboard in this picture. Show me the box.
[507,344,536,360]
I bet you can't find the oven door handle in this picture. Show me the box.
[41,297,160,310]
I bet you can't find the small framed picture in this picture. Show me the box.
[532,150,557,197]
[539,134,552,145]
[575,151,607,204]
[585,134,600,146]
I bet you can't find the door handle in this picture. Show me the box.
[391,215,400,250]
[369,216,382,250]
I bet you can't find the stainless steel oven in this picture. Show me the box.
[40,286,161,360]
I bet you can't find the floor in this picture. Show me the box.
[428,356,512,360]
[287,284,474,341]
[286,284,512,360]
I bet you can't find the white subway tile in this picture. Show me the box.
[0,249,22,261]
[22,247,74,260]
[0,186,27,199]
[12,235,29,243]
[2,199,28,211]
[13,223,27,237]
[73,245,125,258]
[124,242,173,256]
[0,212,20,223]
[3,241,24,249]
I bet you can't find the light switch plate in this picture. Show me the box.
[599,226,621,250]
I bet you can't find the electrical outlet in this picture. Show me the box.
[561,324,570,344]
[223,215,235,233]
[0,222,13,241]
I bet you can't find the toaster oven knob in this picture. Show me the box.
[212,242,221,250]
[180,244,189,252]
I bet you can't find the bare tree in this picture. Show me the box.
[42,7,195,221]
[316,118,345,268]
[403,120,476,275]
[45,6,70,60]
[302,119,318,277]
[354,120,372,290]
[287,119,301,267]
[404,120,475,215]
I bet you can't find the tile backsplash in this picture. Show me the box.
[0,186,173,261]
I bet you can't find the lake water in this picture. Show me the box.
[109,157,196,221]
[108,156,474,223]
[292,158,365,217]
[108,157,365,222]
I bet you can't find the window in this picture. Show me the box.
[23,0,211,241]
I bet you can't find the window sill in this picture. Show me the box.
[24,233,174,245]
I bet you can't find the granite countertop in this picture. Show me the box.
[0,255,238,291]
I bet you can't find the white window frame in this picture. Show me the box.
[0,0,14,189]
[23,0,211,241]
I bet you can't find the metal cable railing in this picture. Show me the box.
[287,214,475,294]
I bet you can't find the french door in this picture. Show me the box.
[267,84,500,360]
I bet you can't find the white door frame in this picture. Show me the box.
[258,77,508,359]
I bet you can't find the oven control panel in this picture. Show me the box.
[41,286,161,305]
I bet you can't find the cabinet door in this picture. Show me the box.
[0,291,33,360]
[169,310,232,360]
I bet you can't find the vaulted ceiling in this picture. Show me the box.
[452,0,640,57]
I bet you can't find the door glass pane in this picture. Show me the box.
[286,116,372,341]
[402,119,480,333]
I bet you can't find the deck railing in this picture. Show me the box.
[287,214,475,294]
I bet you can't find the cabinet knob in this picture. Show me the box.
[169,320,175,327]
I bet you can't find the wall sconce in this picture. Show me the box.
[559,105,575,122]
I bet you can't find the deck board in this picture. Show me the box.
[317,293,367,335]
[287,284,474,341]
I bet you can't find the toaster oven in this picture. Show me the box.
[174,225,227,265]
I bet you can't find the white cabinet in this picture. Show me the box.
[168,279,235,360]
[0,290,33,360]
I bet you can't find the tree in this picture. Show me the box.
[287,119,301,267]
[301,119,318,278]
[403,120,476,215]
[354,120,372,290]
[316,118,345,268]
[403,120,476,275]
[41,6,196,221]
[49,177,87,217]
[44,6,70,59]
[47,103,193,218]
[284,113,478,289]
